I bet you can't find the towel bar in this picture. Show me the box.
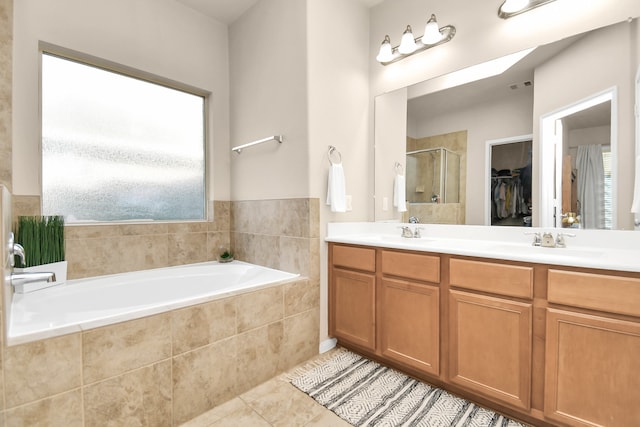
[232,135,283,154]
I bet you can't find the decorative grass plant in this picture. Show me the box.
[15,216,65,267]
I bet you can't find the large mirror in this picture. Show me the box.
[374,18,639,230]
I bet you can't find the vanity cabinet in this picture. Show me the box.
[544,269,640,427]
[448,258,533,411]
[379,250,440,376]
[329,242,640,426]
[329,245,377,351]
[329,244,441,376]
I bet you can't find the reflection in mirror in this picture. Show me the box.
[404,131,465,224]
[541,91,614,229]
[490,139,532,227]
[375,19,637,230]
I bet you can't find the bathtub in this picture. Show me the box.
[8,260,299,345]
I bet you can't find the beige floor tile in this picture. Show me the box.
[208,406,271,427]
[304,410,352,427]
[179,398,246,426]
[241,379,326,427]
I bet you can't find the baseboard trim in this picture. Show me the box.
[319,337,337,353]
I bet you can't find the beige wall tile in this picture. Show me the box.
[83,314,171,384]
[168,232,208,266]
[207,231,231,260]
[119,223,169,236]
[279,198,313,238]
[118,234,169,273]
[281,309,319,371]
[236,322,284,393]
[65,237,121,279]
[5,389,83,427]
[172,297,237,355]
[168,222,208,234]
[65,224,121,240]
[83,361,171,427]
[209,200,230,232]
[11,195,40,219]
[180,397,246,427]
[4,334,82,408]
[284,279,319,317]
[231,200,280,235]
[236,286,283,333]
[239,233,281,269]
[279,236,311,276]
[172,337,238,425]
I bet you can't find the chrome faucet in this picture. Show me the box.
[399,226,414,238]
[408,216,420,224]
[7,232,58,293]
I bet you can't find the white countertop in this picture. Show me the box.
[326,222,640,273]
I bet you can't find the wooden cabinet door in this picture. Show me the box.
[545,309,640,427]
[449,290,532,410]
[379,277,439,376]
[330,268,376,351]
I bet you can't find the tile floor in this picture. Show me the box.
[180,349,350,427]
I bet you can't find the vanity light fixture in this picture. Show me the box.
[498,0,556,19]
[376,14,456,66]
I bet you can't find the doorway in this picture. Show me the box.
[540,88,616,229]
[485,135,533,226]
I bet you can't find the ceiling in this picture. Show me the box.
[175,0,383,24]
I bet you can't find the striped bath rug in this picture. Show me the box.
[290,348,527,427]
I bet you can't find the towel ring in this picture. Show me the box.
[395,161,404,176]
[328,145,342,165]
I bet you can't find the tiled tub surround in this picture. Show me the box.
[2,276,319,426]
[12,196,232,280]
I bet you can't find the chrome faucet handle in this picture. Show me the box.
[408,216,419,224]
[398,226,414,238]
[7,232,26,268]
[555,232,576,248]
[524,231,541,246]
[413,227,424,238]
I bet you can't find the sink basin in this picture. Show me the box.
[489,243,604,259]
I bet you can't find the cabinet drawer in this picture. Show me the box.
[548,269,640,317]
[449,258,533,299]
[332,245,376,272]
[381,250,440,283]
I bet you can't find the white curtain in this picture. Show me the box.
[577,144,605,229]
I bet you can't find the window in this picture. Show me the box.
[41,51,206,222]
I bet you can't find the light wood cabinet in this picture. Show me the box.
[331,268,376,351]
[545,309,640,427]
[449,289,532,410]
[379,277,439,375]
[329,242,640,427]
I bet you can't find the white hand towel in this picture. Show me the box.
[631,156,640,213]
[326,164,346,213]
[393,174,407,212]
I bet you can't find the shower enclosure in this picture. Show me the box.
[406,147,460,204]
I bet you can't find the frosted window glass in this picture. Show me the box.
[41,53,206,222]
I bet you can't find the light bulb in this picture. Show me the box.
[422,14,442,45]
[398,25,417,55]
[500,0,529,14]
[376,35,394,63]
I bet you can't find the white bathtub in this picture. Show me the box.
[9,261,299,345]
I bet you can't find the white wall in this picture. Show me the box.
[12,0,231,200]
[307,0,370,341]
[534,21,635,229]
[229,0,309,201]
